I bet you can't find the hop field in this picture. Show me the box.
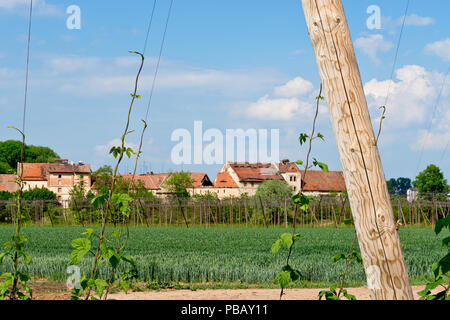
[0,226,444,287]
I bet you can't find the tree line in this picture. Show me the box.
[0,140,59,174]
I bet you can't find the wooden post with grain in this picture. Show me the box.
[300,0,414,300]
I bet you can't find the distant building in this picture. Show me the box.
[0,174,18,193]
[301,170,347,196]
[17,159,92,202]
[120,172,214,197]
[116,161,347,200]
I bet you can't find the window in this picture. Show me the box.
[294,176,297,182]
[294,186,297,191]
[290,176,293,182]
[58,188,62,193]
[58,174,62,179]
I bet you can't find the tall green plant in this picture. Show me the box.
[69,51,144,300]
[271,85,329,299]
[418,216,450,300]
[0,127,33,300]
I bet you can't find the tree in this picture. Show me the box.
[386,178,397,195]
[396,177,412,195]
[0,140,60,173]
[0,191,13,201]
[255,180,293,198]
[413,164,449,194]
[162,171,194,198]
[94,165,113,176]
[386,177,411,195]
[22,187,57,201]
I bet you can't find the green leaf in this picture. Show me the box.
[282,265,302,281]
[435,216,450,235]
[274,270,291,289]
[291,193,300,205]
[343,219,353,226]
[23,254,32,264]
[82,229,94,238]
[299,133,308,146]
[441,236,450,249]
[271,239,282,255]
[331,253,345,264]
[313,158,329,172]
[91,192,108,209]
[317,132,325,141]
[293,233,301,241]
[295,160,303,166]
[0,252,6,264]
[280,233,293,249]
[109,253,121,269]
[70,238,91,265]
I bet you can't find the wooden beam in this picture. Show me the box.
[300,0,414,300]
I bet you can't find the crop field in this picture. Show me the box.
[0,226,444,287]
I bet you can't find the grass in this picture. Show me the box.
[0,226,444,289]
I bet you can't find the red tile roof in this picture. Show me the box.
[121,173,169,190]
[302,171,346,192]
[190,172,213,187]
[0,175,18,193]
[228,162,284,182]
[278,161,301,174]
[122,172,213,190]
[18,163,91,181]
[19,163,48,181]
[214,172,238,188]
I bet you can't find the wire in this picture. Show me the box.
[144,0,174,122]
[442,139,450,162]
[142,0,157,56]
[383,0,410,109]
[22,0,33,135]
[416,64,450,172]
[376,0,410,145]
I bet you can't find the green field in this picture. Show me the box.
[0,226,445,287]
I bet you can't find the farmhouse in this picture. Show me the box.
[17,159,92,202]
[120,172,214,197]
[206,160,346,199]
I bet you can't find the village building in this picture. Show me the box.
[0,174,18,193]
[204,160,346,199]
[120,172,214,197]
[17,159,92,202]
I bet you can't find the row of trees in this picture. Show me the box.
[387,164,449,195]
[0,140,60,174]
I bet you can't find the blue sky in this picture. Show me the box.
[0,0,449,182]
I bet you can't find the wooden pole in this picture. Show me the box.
[300,0,413,300]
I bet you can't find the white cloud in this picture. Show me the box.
[246,95,312,121]
[238,76,326,121]
[273,77,314,98]
[364,65,450,151]
[425,38,450,62]
[0,0,62,16]
[33,54,283,97]
[365,65,438,127]
[355,34,394,64]
[400,14,435,26]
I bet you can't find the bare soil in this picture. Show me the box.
[32,283,430,300]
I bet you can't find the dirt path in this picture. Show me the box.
[34,285,429,300]
[109,286,429,300]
